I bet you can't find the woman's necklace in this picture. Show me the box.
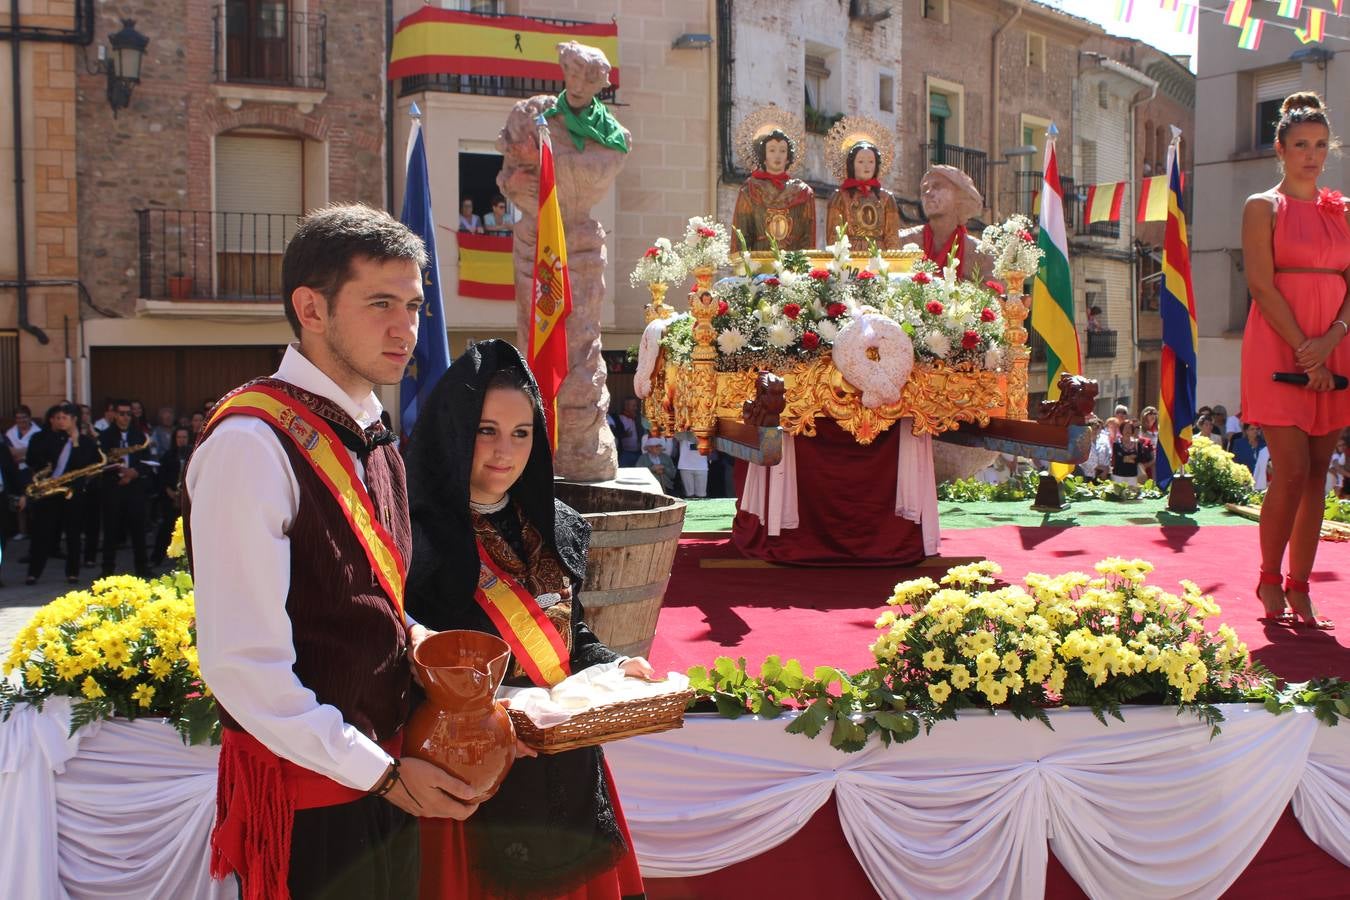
[470,495,510,515]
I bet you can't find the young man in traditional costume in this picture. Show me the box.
[186,204,482,900]
[897,164,994,282]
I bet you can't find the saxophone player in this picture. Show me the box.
[99,400,153,578]
[22,403,99,585]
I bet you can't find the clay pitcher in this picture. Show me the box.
[405,630,516,804]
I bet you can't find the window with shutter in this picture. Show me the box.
[1254,67,1301,148]
[214,133,304,297]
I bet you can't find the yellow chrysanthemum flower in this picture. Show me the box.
[948,665,972,689]
[927,681,953,703]
[922,648,946,670]
[131,684,156,708]
[80,676,105,700]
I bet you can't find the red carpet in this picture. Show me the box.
[640,523,1349,899]
[648,525,1350,682]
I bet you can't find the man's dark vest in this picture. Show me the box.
[183,378,412,741]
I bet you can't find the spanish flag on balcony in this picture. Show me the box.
[530,117,573,450]
[389,7,620,86]
[1084,181,1125,227]
[456,232,514,301]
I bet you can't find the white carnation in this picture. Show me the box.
[717,329,748,355]
[767,322,795,349]
[924,331,951,358]
[816,319,840,342]
[984,347,1004,370]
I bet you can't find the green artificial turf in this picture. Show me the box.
[679,496,1249,534]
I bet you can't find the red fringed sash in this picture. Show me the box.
[210,729,402,899]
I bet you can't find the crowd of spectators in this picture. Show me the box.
[605,397,735,499]
[1,398,214,588]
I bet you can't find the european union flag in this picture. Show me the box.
[398,103,451,437]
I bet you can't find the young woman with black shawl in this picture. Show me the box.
[406,339,651,900]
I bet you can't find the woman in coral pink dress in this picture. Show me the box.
[1241,92,1348,631]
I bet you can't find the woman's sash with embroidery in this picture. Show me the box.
[473,538,572,687]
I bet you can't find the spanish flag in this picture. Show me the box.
[455,232,514,300]
[530,120,572,450]
[1084,182,1125,226]
[389,7,620,86]
[1137,175,1168,222]
[1224,0,1252,27]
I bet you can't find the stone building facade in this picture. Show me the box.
[0,1,83,416]
[74,0,387,415]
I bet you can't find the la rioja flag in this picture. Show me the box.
[529,115,572,449]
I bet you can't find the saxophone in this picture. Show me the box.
[25,437,152,500]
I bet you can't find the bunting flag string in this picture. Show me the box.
[1138,175,1169,223]
[1224,0,1253,26]
[1238,15,1266,48]
[1277,0,1304,19]
[1156,0,1350,48]
[1298,6,1329,41]
[1116,0,1135,22]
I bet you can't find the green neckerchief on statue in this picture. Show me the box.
[544,90,630,154]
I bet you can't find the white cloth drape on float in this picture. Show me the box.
[0,698,230,900]
[738,432,798,536]
[604,705,1348,900]
[2,701,1346,899]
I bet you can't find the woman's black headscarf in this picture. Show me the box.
[405,339,586,623]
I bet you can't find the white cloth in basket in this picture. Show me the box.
[501,663,691,728]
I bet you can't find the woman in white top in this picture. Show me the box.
[458,197,484,234]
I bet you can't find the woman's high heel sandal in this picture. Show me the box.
[1283,575,1336,631]
[1256,569,1293,625]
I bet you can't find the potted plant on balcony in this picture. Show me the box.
[167,266,194,300]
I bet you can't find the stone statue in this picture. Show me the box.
[823,116,901,252]
[897,165,993,282]
[731,106,815,252]
[497,41,630,481]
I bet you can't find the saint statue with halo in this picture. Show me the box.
[824,116,901,252]
[731,105,816,252]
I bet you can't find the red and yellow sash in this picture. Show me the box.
[207,385,406,616]
[473,538,571,687]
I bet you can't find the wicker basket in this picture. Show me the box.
[508,688,694,754]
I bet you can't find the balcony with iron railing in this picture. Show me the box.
[137,209,300,303]
[397,11,616,101]
[920,142,988,202]
[213,4,326,90]
[1086,329,1118,359]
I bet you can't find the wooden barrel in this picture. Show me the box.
[553,482,686,659]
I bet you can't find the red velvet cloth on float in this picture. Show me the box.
[731,419,927,566]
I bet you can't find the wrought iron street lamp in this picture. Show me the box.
[89,19,150,116]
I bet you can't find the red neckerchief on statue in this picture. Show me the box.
[840,177,881,196]
[923,223,969,280]
[751,168,791,190]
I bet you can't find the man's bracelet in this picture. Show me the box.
[1333,319,1349,336]
[371,758,401,797]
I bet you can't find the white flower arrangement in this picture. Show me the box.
[717,328,748,355]
[678,216,732,272]
[629,237,686,288]
[976,214,1044,280]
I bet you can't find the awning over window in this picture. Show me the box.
[929,93,951,119]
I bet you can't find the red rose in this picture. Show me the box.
[697,226,717,238]
[962,330,980,349]
[716,299,729,316]
[926,300,944,315]
[984,280,1004,294]
[912,271,931,284]
[980,307,997,322]
[801,331,821,350]
[782,303,802,320]
[827,302,847,318]
[764,277,780,287]
[1017,230,1033,242]
[856,269,877,281]
[809,268,831,281]
[644,247,660,258]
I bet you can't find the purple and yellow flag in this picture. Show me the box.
[1155,135,1199,490]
